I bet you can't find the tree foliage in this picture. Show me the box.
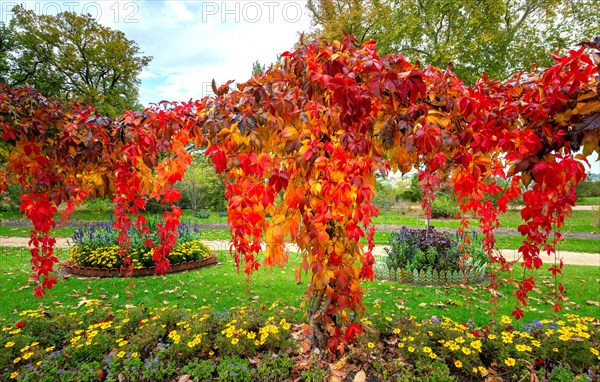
[306,0,600,84]
[3,5,151,117]
[176,154,226,213]
[1,35,599,355]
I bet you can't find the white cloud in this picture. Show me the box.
[104,0,312,106]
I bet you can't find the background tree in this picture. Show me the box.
[176,154,226,213]
[0,22,14,84]
[3,5,151,117]
[307,0,600,84]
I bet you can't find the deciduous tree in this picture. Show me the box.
[4,5,151,117]
[307,0,600,84]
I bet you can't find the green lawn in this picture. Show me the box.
[1,225,598,253]
[1,247,598,327]
[577,196,600,205]
[371,231,599,253]
[373,209,599,233]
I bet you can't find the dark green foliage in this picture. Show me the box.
[5,5,151,117]
[430,195,459,219]
[256,353,294,382]
[217,355,254,382]
[383,227,488,277]
[181,359,217,380]
[576,180,600,198]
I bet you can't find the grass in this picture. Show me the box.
[577,196,600,205]
[1,246,598,327]
[1,225,598,253]
[373,209,599,233]
[371,231,600,253]
[3,206,598,231]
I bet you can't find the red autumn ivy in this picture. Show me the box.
[1,36,599,355]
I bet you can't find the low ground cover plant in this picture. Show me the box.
[0,301,597,381]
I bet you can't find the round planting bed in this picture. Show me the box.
[61,253,218,278]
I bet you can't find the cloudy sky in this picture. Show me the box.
[2,0,598,171]
[2,0,312,104]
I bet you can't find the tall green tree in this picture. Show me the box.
[307,0,600,84]
[176,154,226,213]
[4,5,151,117]
[0,22,14,84]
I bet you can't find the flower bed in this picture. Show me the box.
[61,252,218,278]
[378,227,489,284]
[65,220,217,277]
[1,302,598,381]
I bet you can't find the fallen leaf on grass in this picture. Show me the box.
[353,370,366,382]
[585,300,600,306]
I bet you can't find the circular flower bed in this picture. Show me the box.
[63,240,217,277]
[63,220,217,277]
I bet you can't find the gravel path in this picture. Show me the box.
[1,236,598,266]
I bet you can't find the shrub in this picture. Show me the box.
[0,184,21,212]
[430,195,459,218]
[194,209,210,219]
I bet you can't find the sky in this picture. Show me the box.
[1,0,599,173]
[1,0,313,104]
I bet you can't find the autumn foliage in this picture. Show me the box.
[1,36,599,353]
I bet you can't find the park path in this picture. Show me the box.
[1,236,598,267]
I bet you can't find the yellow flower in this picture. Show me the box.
[117,351,126,358]
[22,352,33,360]
[429,352,437,359]
[231,338,239,345]
[461,347,472,355]
[10,371,18,379]
[505,358,516,367]
[590,348,599,356]
[408,346,415,353]
[454,361,462,368]
[247,331,256,340]
[45,346,55,352]
[131,352,138,358]
[13,357,21,364]
[393,328,401,335]
[501,316,512,325]
[488,334,497,340]
[470,340,482,352]
[515,344,532,352]
[398,342,404,348]
[423,346,432,354]
[552,347,559,352]
[478,366,487,375]
[367,342,375,349]
[5,341,14,348]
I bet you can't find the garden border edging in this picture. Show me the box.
[60,253,218,278]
